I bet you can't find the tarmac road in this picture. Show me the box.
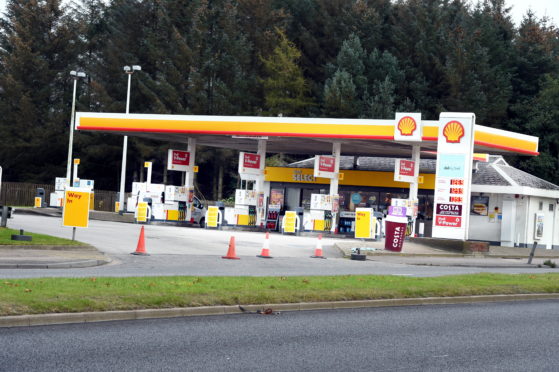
[1,214,558,278]
[2,300,558,371]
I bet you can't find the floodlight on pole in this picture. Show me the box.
[66,70,87,187]
[118,65,141,213]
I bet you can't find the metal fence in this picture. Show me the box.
[0,182,118,212]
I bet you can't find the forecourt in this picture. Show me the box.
[75,112,539,242]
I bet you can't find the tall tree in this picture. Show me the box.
[0,0,80,182]
[261,29,312,116]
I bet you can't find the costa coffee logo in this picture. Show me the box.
[443,121,465,143]
[397,116,417,136]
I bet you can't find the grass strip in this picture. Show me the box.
[0,227,82,246]
[1,273,559,316]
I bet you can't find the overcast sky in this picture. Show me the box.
[0,0,556,28]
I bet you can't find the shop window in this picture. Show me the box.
[550,204,554,212]
[539,201,543,211]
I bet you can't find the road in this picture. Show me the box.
[2,214,557,279]
[2,300,559,371]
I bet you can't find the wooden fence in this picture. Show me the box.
[0,182,119,212]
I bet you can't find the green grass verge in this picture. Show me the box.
[1,273,558,316]
[0,227,82,246]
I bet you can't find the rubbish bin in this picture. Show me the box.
[36,188,46,208]
[384,215,408,252]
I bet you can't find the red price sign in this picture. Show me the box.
[449,196,463,203]
[450,179,464,186]
[450,188,463,194]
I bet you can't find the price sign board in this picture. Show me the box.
[62,188,91,228]
[432,113,475,240]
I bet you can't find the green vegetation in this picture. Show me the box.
[1,0,558,198]
[0,227,82,246]
[1,273,558,316]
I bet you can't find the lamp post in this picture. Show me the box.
[66,70,86,187]
[118,65,141,213]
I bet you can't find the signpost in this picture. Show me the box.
[206,206,220,228]
[283,211,298,234]
[62,188,91,240]
[136,202,149,223]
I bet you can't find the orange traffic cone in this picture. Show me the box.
[257,232,273,258]
[222,236,240,259]
[311,234,326,259]
[131,226,149,255]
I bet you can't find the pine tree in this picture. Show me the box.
[260,29,312,116]
[0,0,81,182]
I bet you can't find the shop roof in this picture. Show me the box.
[287,155,559,195]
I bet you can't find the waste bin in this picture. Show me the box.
[384,215,408,252]
[36,188,46,208]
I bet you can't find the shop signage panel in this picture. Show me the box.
[62,188,91,228]
[313,155,337,179]
[136,202,149,223]
[167,149,190,171]
[432,113,475,240]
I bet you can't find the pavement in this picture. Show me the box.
[1,207,559,269]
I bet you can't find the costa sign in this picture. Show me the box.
[167,149,190,171]
[436,203,462,216]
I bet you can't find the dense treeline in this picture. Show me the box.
[0,0,558,200]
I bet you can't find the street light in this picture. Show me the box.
[66,70,86,187]
[118,65,141,213]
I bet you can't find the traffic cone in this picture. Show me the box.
[131,226,149,255]
[222,236,240,259]
[257,232,273,258]
[311,234,326,259]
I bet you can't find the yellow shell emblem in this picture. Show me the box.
[443,121,465,143]
[397,116,417,136]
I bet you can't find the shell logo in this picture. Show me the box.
[443,121,465,143]
[397,116,417,136]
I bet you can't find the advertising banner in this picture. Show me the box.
[283,211,298,233]
[136,202,149,223]
[432,113,475,240]
[394,159,416,183]
[62,188,91,228]
[167,149,190,172]
[206,206,220,228]
[384,216,408,252]
[313,155,337,179]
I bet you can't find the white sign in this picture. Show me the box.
[394,113,422,142]
[313,155,337,179]
[310,194,333,210]
[432,113,475,240]
[238,152,262,179]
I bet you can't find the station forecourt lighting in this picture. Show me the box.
[66,70,87,187]
[118,65,142,213]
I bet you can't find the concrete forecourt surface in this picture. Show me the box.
[1,213,559,327]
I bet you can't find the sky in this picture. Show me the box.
[0,0,556,28]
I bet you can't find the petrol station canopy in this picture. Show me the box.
[75,113,539,157]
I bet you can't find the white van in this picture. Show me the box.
[191,196,207,228]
